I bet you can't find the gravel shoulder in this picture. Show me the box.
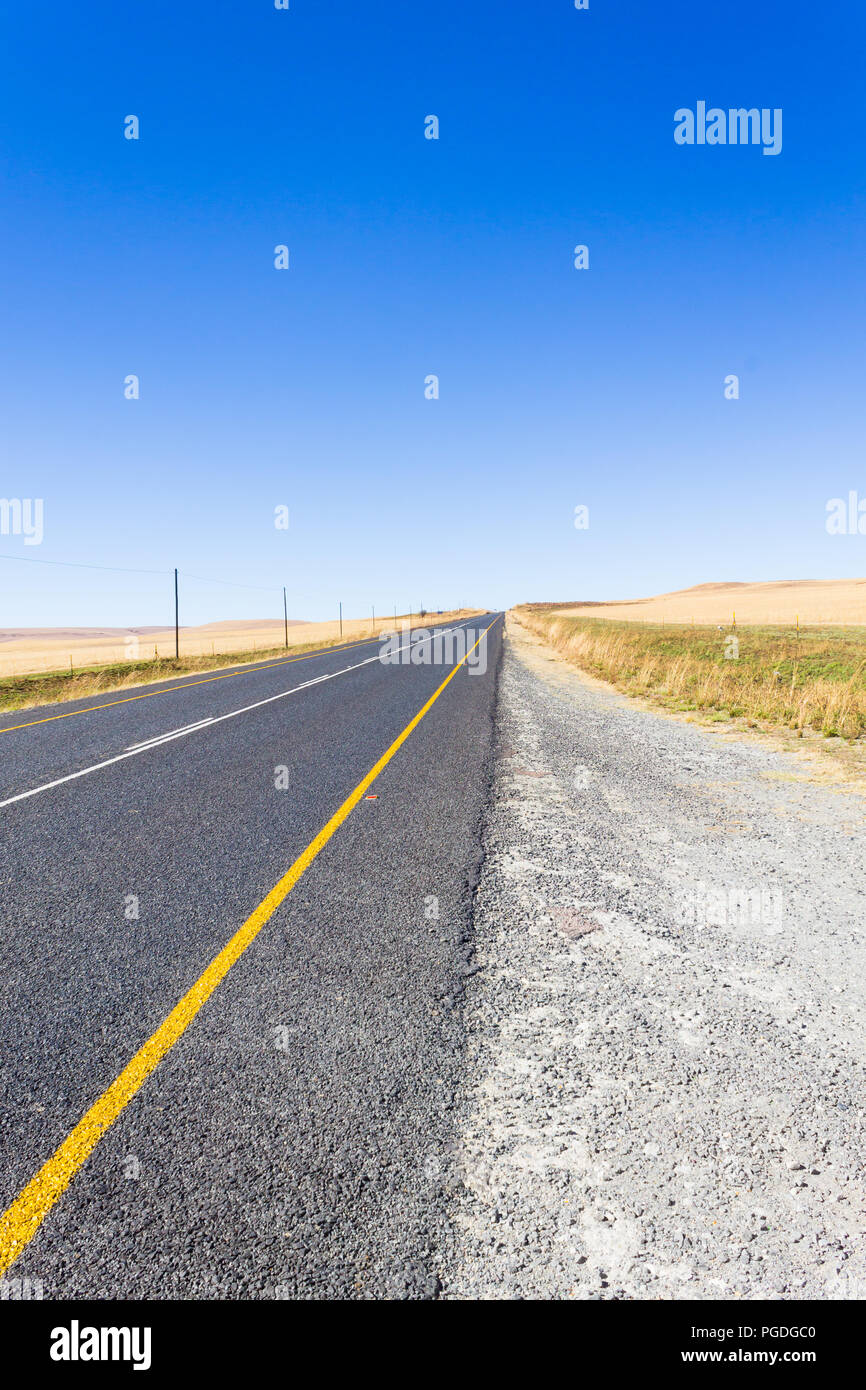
[439,616,866,1300]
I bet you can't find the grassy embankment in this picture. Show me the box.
[515,608,866,741]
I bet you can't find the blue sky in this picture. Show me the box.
[1,0,864,626]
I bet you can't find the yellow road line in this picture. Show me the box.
[0,616,499,1276]
[0,636,384,734]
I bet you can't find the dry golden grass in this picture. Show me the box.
[554,577,866,628]
[0,609,482,713]
[515,606,866,741]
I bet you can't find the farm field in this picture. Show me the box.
[550,577,866,628]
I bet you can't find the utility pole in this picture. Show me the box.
[283,586,288,648]
[339,602,342,638]
[174,568,179,660]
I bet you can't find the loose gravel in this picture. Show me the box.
[439,619,866,1300]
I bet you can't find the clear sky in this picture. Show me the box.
[1,0,864,627]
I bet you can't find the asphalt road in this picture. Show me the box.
[0,615,502,1298]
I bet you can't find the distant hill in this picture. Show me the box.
[549,578,866,626]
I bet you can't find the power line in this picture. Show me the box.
[0,551,168,576]
[181,571,282,594]
[0,551,283,593]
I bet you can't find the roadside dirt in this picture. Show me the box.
[440,617,866,1300]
